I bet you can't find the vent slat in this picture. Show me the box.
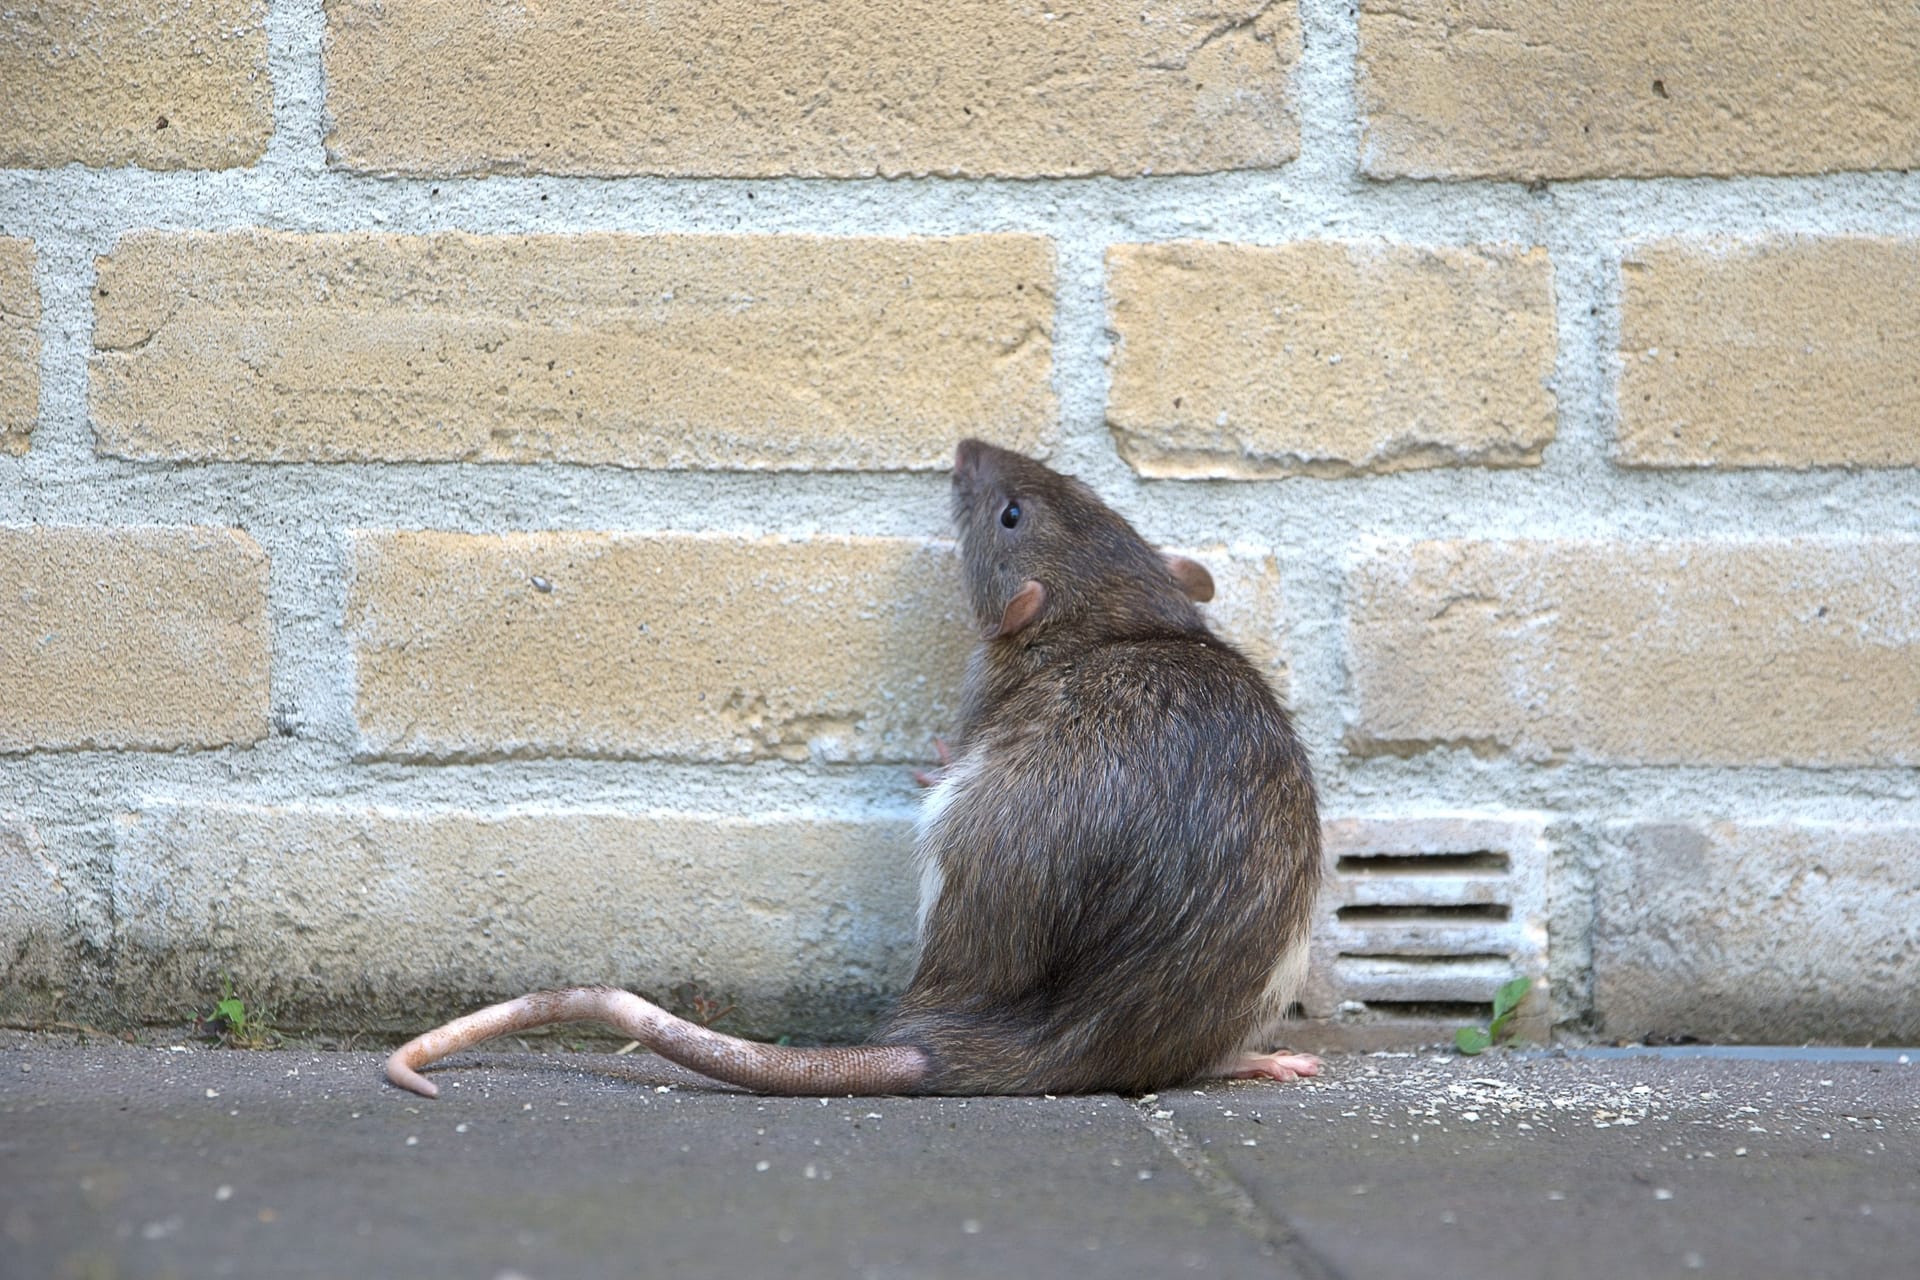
[1332,964,1516,1003]
[1332,929,1519,957]
[1330,922,1520,952]
[1325,876,1513,909]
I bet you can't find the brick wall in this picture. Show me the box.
[2,1,1916,1046]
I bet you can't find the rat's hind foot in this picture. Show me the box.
[1217,1050,1321,1083]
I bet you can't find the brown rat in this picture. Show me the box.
[385,439,1320,1098]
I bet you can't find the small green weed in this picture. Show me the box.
[197,977,280,1049]
[1455,976,1534,1055]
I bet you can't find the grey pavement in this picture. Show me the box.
[1,1035,1915,1280]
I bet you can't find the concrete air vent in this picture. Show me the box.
[1293,815,1550,1052]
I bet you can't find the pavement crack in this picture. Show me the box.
[1131,1098,1346,1280]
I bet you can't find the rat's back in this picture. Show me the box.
[884,628,1319,1095]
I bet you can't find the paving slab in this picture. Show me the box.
[1162,1050,1920,1280]
[0,1038,1297,1280]
[1,1038,1916,1279]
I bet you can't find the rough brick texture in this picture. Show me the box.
[0,815,68,1020]
[1619,237,1920,469]
[113,804,919,1038]
[91,231,1055,468]
[1106,241,1556,477]
[348,532,974,762]
[1348,540,1920,767]
[324,0,1299,178]
[0,527,270,752]
[1167,544,1291,697]
[348,531,1287,762]
[0,0,271,169]
[1358,1,1920,180]
[1594,822,1920,1043]
[10,0,1919,1051]
[0,239,36,455]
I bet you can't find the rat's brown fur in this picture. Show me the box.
[876,439,1319,1093]
[386,439,1318,1098]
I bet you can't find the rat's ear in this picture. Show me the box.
[987,580,1048,639]
[1164,554,1215,603]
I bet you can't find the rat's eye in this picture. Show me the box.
[1000,501,1022,529]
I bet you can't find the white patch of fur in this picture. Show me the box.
[915,858,945,941]
[1237,934,1312,1054]
[912,753,979,939]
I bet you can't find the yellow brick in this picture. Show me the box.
[1166,544,1290,696]
[1595,822,1920,1042]
[1107,241,1556,477]
[0,1,270,169]
[0,239,36,455]
[113,804,919,1036]
[348,532,973,762]
[1348,540,1920,766]
[324,0,1298,177]
[1619,238,1920,469]
[350,531,1293,761]
[1359,1,1920,179]
[92,231,1055,467]
[0,527,270,751]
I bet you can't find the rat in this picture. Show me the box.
[385,439,1321,1098]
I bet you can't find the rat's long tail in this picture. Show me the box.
[385,986,929,1098]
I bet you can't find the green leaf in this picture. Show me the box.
[215,997,247,1034]
[1455,1026,1492,1055]
[1488,977,1532,1041]
[1492,977,1533,1021]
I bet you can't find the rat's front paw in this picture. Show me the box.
[910,736,954,788]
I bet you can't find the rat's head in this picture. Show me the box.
[949,439,1212,644]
